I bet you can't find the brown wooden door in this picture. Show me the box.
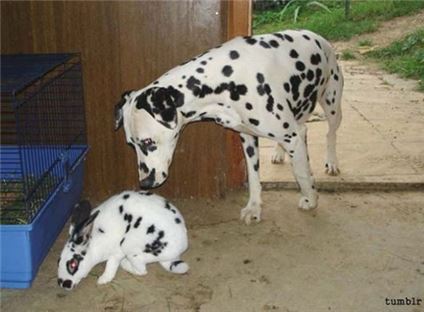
[1,0,251,201]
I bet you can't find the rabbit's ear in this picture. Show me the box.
[69,200,92,236]
[70,210,99,244]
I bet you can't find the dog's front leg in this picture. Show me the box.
[239,133,262,224]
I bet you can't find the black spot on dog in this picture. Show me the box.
[331,110,336,115]
[181,110,197,118]
[120,238,125,246]
[249,118,260,126]
[315,39,322,49]
[310,53,322,65]
[147,224,155,234]
[284,34,294,42]
[269,133,275,137]
[289,75,302,101]
[273,33,285,40]
[296,61,306,71]
[98,228,105,233]
[334,74,339,81]
[254,160,259,171]
[246,146,255,157]
[222,65,233,77]
[290,49,299,58]
[200,60,207,65]
[135,86,185,124]
[306,70,314,81]
[119,205,123,214]
[256,73,265,84]
[269,40,279,48]
[302,34,310,40]
[186,76,213,98]
[284,82,290,93]
[123,194,130,200]
[259,41,271,49]
[196,67,204,73]
[214,81,247,101]
[245,102,253,110]
[304,84,315,98]
[134,217,142,228]
[244,36,257,45]
[277,104,283,111]
[124,213,133,224]
[283,122,289,129]
[230,50,240,59]
[175,218,181,224]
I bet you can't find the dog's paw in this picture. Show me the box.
[240,203,261,225]
[271,152,285,164]
[325,162,340,176]
[271,145,285,164]
[298,196,318,210]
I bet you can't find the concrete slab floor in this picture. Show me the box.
[1,190,423,312]
[259,60,424,189]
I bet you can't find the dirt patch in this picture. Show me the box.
[1,190,423,311]
[334,11,424,54]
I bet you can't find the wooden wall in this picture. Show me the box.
[1,0,251,201]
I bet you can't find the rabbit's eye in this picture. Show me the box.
[66,258,80,275]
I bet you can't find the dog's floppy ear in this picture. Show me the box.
[135,86,184,129]
[115,90,133,131]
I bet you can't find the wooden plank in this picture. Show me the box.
[1,1,230,201]
[224,0,252,189]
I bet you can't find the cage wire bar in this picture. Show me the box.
[1,54,87,225]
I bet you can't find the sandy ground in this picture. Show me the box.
[1,190,423,312]
[259,12,424,189]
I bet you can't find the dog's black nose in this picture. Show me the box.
[140,169,156,189]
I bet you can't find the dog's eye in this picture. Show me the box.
[141,138,155,146]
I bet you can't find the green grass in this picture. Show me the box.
[341,49,356,60]
[367,28,424,91]
[358,39,373,47]
[254,0,424,41]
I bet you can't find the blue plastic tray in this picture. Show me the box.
[0,145,88,288]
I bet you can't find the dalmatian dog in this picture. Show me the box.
[115,29,343,224]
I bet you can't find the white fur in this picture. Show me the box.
[57,191,189,290]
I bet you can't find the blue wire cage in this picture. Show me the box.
[0,53,88,288]
[1,54,88,224]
